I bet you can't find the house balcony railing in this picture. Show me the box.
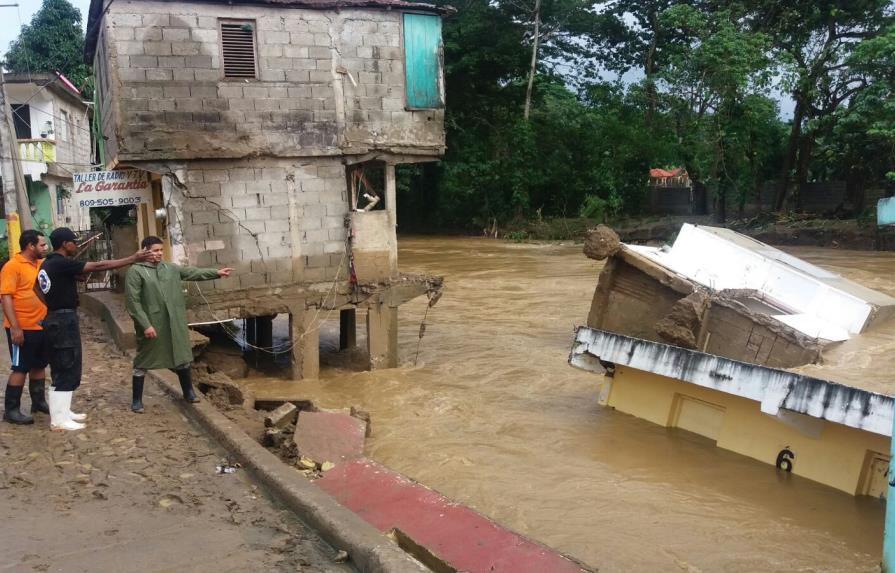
[18,139,56,164]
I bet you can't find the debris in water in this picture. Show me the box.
[321,461,335,472]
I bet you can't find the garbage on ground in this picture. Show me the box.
[216,457,241,474]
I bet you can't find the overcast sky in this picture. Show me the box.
[0,0,795,119]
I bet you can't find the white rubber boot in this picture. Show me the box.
[69,410,87,422]
[68,398,87,422]
[48,389,85,431]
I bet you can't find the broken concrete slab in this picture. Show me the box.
[293,410,368,465]
[655,291,709,349]
[265,402,299,428]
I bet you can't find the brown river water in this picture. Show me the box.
[242,237,895,573]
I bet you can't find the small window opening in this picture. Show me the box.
[221,21,258,79]
[58,110,69,142]
[348,162,386,212]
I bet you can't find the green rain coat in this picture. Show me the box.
[125,262,220,370]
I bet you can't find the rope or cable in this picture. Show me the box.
[189,248,349,355]
[9,98,95,137]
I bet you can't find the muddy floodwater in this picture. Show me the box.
[243,237,895,572]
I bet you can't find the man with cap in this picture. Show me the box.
[36,227,151,431]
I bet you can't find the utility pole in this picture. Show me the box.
[0,3,33,256]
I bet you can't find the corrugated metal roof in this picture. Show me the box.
[85,0,451,62]
[649,167,688,178]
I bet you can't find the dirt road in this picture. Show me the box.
[0,313,351,573]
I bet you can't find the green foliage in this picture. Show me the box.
[5,0,91,93]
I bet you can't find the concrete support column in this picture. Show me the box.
[367,302,398,370]
[340,308,357,350]
[385,164,398,277]
[290,307,320,380]
[246,318,258,348]
[256,315,274,349]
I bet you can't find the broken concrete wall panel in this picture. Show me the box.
[654,291,709,349]
[585,257,617,329]
[598,263,684,341]
[616,248,697,295]
[701,306,818,369]
[97,1,446,163]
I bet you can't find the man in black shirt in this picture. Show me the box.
[36,227,151,431]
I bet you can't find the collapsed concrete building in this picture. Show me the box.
[84,0,448,377]
[571,224,895,496]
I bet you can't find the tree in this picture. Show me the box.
[496,0,605,119]
[596,0,692,126]
[5,0,91,91]
[752,0,894,210]
[811,24,895,206]
[659,4,775,221]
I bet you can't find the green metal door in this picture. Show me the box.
[28,180,55,233]
[403,13,443,109]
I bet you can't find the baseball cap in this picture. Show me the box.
[50,227,78,250]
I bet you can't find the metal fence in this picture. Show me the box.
[74,229,117,292]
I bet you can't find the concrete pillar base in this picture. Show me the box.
[367,303,397,370]
[340,308,357,350]
[246,315,275,350]
[290,307,320,380]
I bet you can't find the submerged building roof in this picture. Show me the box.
[627,224,895,342]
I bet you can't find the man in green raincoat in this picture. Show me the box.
[125,236,233,412]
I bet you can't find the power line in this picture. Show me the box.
[8,98,94,138]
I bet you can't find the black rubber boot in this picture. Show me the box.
[29,378,50,414]
[3,384,34,425]
[131,376,145,413]
[176,369,199,403]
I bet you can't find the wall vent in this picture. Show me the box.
[221,21,257,79]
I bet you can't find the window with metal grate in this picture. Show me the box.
[221,21,257,79]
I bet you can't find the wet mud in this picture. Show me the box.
[0,314,351,572]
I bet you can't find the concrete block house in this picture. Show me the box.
[0,73,93,234]
[84,0,448,377]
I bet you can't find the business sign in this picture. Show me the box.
[72,170,152,208]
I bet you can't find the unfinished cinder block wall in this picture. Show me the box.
[167,159,349,288]
[92,1,445,159]
[86,0,448,377]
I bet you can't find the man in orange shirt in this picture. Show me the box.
[1,230,49,424]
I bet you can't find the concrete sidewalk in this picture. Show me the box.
[0,313,351,573]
